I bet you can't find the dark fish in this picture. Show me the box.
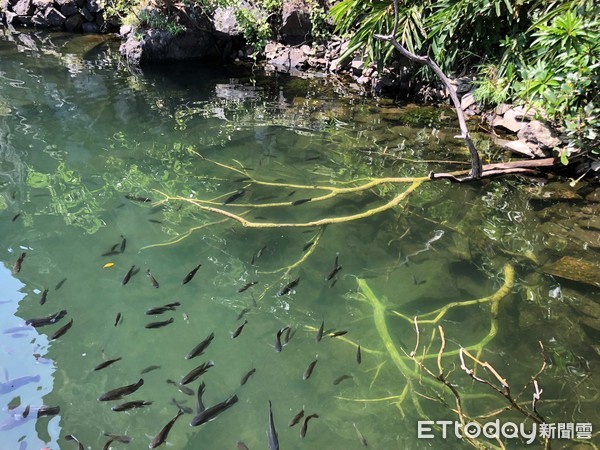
[65,434,84,450]
[146,269,159,288]
[330,330,348,338]
[11,213,21,222]
[256,245,267,259]
[326,265,342,281]
[316,320,324,342]
[230,320,248,338]
[287,190,297,197]
[102,438,114,450]
[284,327,294,344]
[305,155,320,161]
[37,405,60,417]
[302,241,313,252]
[22,405,30,418]
[148,219,163,224]
[275,327,289,353]
[303,357,318,380]
[182,263,202,284]
[291,198,311,206]
[357,344,362,364]
[185,332,215,360]
[329,278,338,288]
[170,399,193,414]
[0,375,40,394]
[55,278,67,290]
[149,409,184,449]
[237,442,250,450]
[122,265,137,285]
[50,318,73,340]
[102,243,120,256]
[276,277,299,296]
[111,400,152,411]
[288,408,304,427]
[39,289,48,306]
[190,394,238,426]
[25,310,67,328]
[333,374,353,385]
[238,281,257,293]
[146,302,180,315]
[412,274,426,285]
[240,368,256,386]
[141,365,161,374]
[114,312,122,327]
[145,318,174,329]
[98,378,144,401]
[254,216,268,220]
[119,235,127,253]
[104,433,132,443]
[233,177,251,183]
[300,414,319,438]
[12,252,26,274]
[354,423,369,447]
[223,189,245,205]
[267,400,279,450]
[125,194,152,203]
[166,379,194,396]
[195,381,206,414]
[236,307,251,321]
[181,360,214,385]
[93,357,122,371]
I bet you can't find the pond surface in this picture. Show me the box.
[0,30,598,450]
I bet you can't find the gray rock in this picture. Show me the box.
[268,47,306,70]
[4,10,18,24]
[45,7,65,27]
[84,0,100,13]
[12,0,32,16]
[64,12,82,30]
[460,92,475,110]
[80,5,94,21]
[491,108,526,133]
[517,120,561,150]
[280,0,312,45]
[75,0,84,7]
[213,5,242,38]
[82,21,99,32]
[509,105,536,120]
[494,103,511,115]
[503,139,547,158]
[119,24,132,37]
[31,0,52,10]
[60,1,78,17]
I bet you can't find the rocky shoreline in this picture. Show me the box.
[0,0,581,168]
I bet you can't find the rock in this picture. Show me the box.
[509,105,536,120]
[268,47,306,70]
[460,92,475,111]
[350,58,363,76]
[119,24,132,37]
[543,256,600,288]
[213,5,242,38]
[517,120,561,150]
[586,189,600,203]
[31,0,52,10]
[84,0,100,13]
[4,10,18,24]
[494,103,512,115]
[12,0,32,16]
[280,0,312,45]
[492,108,526,133]
[503,139,547,158]
[82,21,99,32]
[17,14,33,24]
[64,12,82,31]
[80,5,94,21]
[60,1,78,17]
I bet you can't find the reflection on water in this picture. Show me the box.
[0,30,598,450]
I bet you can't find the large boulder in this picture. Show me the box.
[45,6,65,27]
[517,119,562,150]
[12,0,32,16]
[280,0,312,45]
[213,5,243,39]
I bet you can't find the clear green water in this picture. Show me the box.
[0,31,598,450]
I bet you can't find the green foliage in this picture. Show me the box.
[308,1,330,44]
[233,5,272,57]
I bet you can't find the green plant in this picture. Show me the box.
[308,1,330,44]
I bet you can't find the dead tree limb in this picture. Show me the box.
[374,0,482,181]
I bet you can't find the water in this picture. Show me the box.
[1,30,599,450]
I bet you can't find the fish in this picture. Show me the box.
[145,318,174,329]
[326,253,342,280]
[148,219,163,224]
[275,327,289,353]
[182,263,202,284]
[240,368,256,386]
[238,281,257,293]
[230,320,248,338]
[97,378,144,401]
[303,357,318,380]
[412,274,426,285]
[39,289,48,306]
[146,302,180,315]
[233,177,251,183]
[330,330,348,338]
[104,433,132,443]
[12,252,26,274]
[329,278,338,288]
[302,241,313,252]
[119,235,126,253]
[170,399,193,414]
[284,327,294,344]
[111,400,152,411]
[300,414,319,438]
[146,269,159,288]
[223,189,245,205]
[181,360,214,385]
[237,442,250,450]
[305,155,320,161]
[236,307,251,321]
[37,405,60,417]
[333,374,353,385]
[93,357,122,371]
[149,409,184,449]
[101,243,120,256]
[291,198,311,206]
[55,278,67,290]
[166,379,194,396]
[288,407,304,427]
[22,405,30,418]
[254,216,268,220]
[11,213,21,222]
[114,313,122,327]
[276,277,299,296]
[102,438,114,450]
[195,381,206,414]
[357,344,362,365]
[353,423,369,447]
[65,434,84,450]
[141,365,161,374]
[190,394,238,426]
[25,310,67,328]
[125,194,152,203]
[316,320,324,342]
[185,332,215,360]
[267,400,279,450]
[50,318,73,340]
[121,265,137,285]
[256,245,267,259]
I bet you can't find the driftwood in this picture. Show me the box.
[374,0,482,181]
[431,157,556,181]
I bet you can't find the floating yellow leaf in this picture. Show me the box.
[103,262,115,269]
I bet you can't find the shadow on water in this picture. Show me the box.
[0,30,598,449]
